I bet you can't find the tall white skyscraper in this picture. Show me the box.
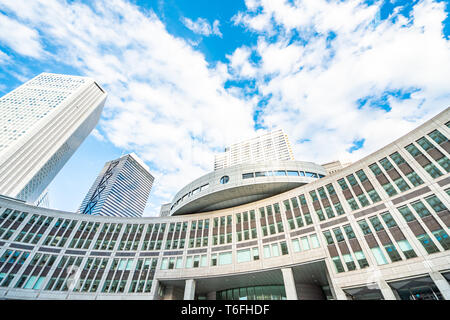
[0,73,107,203]
[78,153,154,218]
[214,129,295,170]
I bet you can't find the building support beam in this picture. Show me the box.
[281,268,298,300]
[377,280,397,300]
[325,262,347,300]
[429,271,450,300]
[184,279,196,300]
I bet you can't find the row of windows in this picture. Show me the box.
[242,170,325,179]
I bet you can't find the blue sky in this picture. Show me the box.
[0,0,449,216]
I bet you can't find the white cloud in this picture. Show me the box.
[90,129,105,142]
[182,17,223,37]
[230,0,450,165]
[0,0,255,216]
[0,50,10,65]
[0,13,44,58]
[1,0,449,217]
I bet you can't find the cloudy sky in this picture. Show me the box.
[0,0,449,217]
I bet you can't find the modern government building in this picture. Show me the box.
[0,73,450,300]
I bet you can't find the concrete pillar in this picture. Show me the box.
[325,264,347,300]
[184,279,196,300]
[281,268,298,300]
[429,271,450,300]
[149,279,160,300]
[377,280,397,300]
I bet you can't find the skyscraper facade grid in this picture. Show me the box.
[0,73,107,203]
[78,153,154,218]
[214,129,295,171]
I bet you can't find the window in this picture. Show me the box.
[310,234,320,248]
[367,189,382,203]
[398,205,416,222]
[309,190,318,201]
[218,252,232,265]
[417,234,440,254]
[410,200,431,218]
[333,228,345,242]
[425,195,447,213]
[301,237,310,250]
[211,254,217,266]
[369,163,382,176]
[237,249,251,263]
[358,220,372,235]
[384,244,402,262]
[397,240,417,259]
[354,251,369,268]
[342,254,356,271]
[380,212,397,228]
[332,256,345,273]
[428,129,448,144]
[287,170,299,176]
[356,169,367,182]
[272,243,280,256]
[280,242,289,255]
[369,216,384,231]
[431,229,450,250]
[323,231,334,245]
[292,239,301,252]
[371,247,388,265]
[337,179,349,190]
[263,245,271,258]
[343,225,356,239]
[242,173,254,179]
[220,176,230,184]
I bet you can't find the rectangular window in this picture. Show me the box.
[354,251,369,268]
[332,256,345,273]
[272,243,280,256]
[301,236,310,250]
[397,239,417,259]
[431,229,450,250]
[263,245,271,258]
[218,252,232,265]
[371,246,388,265]
[292,239,301,252]
[342,254,356,271]
[310,234,320,248]
[417,234,440,254]
[237,249,252,263]
[323,231,334,244]
[384,243,402,262]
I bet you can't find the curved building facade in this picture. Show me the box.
[0,108,450,300]
[170,161,326,216]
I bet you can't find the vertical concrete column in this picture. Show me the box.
[429,271,450,300]
[281,268,298,300]
[325,263,347,300]
[377,280,397,300]
[149,279,160,300]
[184,279,196,300]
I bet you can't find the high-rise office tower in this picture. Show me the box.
[214,129,295,170]
[0,73,107,203]
[78,153,154,218]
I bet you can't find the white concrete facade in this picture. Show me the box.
[214,129,294,171]
[0,107,449,300]
[0,73,107,203]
